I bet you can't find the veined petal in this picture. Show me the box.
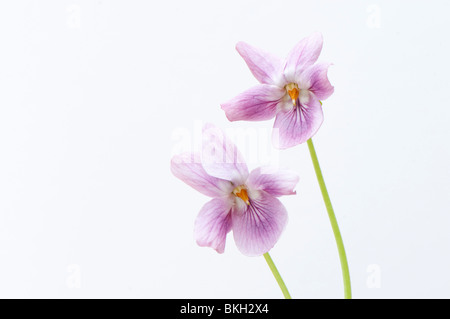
[297,62,334,100]
[272,92,323,149]
[171,153,234,197]
[284,32,323,83]
[236,41,284,85]
[232,190,288,256]
[194,197,233,254]
[247,167,299,197]
[221,84,285,122]
[201,124,249,185]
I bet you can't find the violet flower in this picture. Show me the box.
[171,124,299,256]
[221,32,334,149]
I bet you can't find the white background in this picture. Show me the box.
[0,0,449,299]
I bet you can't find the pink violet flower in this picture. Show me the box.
[170,124,299,256]
[221,32,334,149]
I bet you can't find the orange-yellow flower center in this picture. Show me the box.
[233,186,250,205]
[285,83,299,106]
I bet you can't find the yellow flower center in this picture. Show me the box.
[285,83,299,106]
[232,185,250,205]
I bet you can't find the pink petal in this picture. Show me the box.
[284,32,323,83]
[201,124,249,185]
[297,62,334,101]
[171,153,234,197]
[231,190,288,256]
[221,84,286,122]
[236,41,284,85]
[247,167,299,197]
[272,92,323,149]
[194,197,233,254]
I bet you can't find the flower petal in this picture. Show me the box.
[272,92,323,149]
[201,124,249,185]
[297,62,334,100]
[194,197,233,254]
[171,153,233,197]
[232,190,288,256]
[221,84,285,122]
[247,167,299,197]
[284,32,323,83]
[236,41,284,85]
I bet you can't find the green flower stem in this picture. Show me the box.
[307,138,352,299]
[263,252,291,299]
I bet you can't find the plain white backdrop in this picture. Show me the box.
[0,0,449,298]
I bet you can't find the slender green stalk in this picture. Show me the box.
[307,138,352,299]
[263,252,291,299]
